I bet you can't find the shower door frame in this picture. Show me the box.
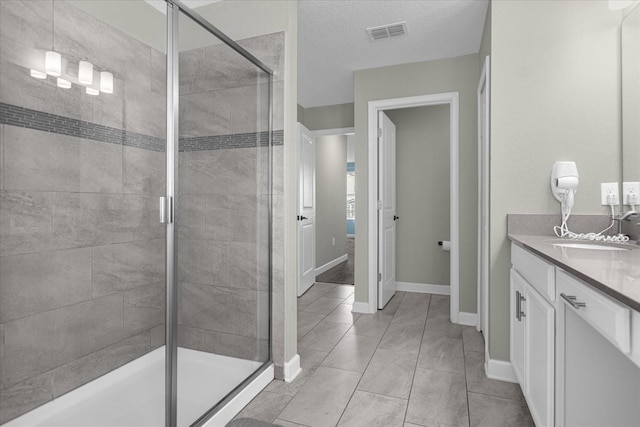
[164,2,275,426]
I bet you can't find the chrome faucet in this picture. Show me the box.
[614,210,640,234]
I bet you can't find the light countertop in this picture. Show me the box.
[509,234,640,312]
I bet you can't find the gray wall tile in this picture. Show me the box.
[0,191,53,256]
[204,43,267,92]
[3,126,80,192]
[179,150,229,195]
[52,193,148,248]
[203,329,263,361]
[0,371,53,425]
[51,331,150,398]
[179,48,206,95]
[0,248,92,323]
[238,32,285,83]
[149,324,165,349]
[177,239,228,286]
[124,282,164,337]
[179,283,257,338]
[123,145,165,195]
[205,194,231,241]
[178,325,206,351]
[180,90,230,137]
[0,0,53,51]
[229,241,268,291]
[3,293,123,387]
[79,137,123,193]
[92,239,164,297]
[177,195,207,240]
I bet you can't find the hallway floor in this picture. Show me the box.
[315,238,355,284]
[235,283,534,427]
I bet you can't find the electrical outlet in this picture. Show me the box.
[622,182,640,206]
[601,182,619,205]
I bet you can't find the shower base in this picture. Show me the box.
[3,347,270,427]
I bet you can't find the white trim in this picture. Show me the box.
[396,281,450,295]
[352,301,375,314]
[202,364,275,426]
[346,233,355,238]
[477,56,491,356]
[312,127,355,137]
[485,355,518,384]
[315,254,348,276]
[367,92,460,321]
[283,354,301,383]
[458,311,478,327]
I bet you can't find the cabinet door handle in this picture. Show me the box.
[516,290,525,321]
[519,292,526,319]
[560,293,587,309]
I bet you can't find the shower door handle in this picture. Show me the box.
[160,197,173,224]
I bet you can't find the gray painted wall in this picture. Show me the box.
[354,53,480,313]
[315,135,348,268]
[301,103,355,130]
[385,106,450,286]
[489,0,622,361]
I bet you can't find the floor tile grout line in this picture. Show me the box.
[335,293,404,426]
[462,323,473,426]
[401,293,432,426]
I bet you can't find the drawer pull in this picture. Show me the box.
[560,293,587,309]
[516,290,526,321]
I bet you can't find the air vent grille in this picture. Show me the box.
[367,22,407,41]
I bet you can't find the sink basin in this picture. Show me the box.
[552,242,631,251]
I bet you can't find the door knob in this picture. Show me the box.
[393,215,399,221]
[297,215,308,221]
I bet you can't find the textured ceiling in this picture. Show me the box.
[298,0,489,108]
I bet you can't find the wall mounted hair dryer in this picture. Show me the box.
[551,161,579,215]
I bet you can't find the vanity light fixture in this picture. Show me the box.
[57,78,71,89]
[99,71,113,94]
[45,51,62,76]
[609,0,633,10]
[30,69,47,79]
[86,87,99,96]
[78,60,94,85]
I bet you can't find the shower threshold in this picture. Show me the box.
[3,347,267,427]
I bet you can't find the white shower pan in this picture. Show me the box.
[3,347,271,427]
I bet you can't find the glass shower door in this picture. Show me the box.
[172,6,272,426]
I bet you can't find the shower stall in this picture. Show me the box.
[0,0,280,425]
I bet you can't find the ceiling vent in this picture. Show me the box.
[366,22,407,42]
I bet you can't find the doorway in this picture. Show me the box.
[365,93,460,322]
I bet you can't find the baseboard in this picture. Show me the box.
[485,354,518,383]
[202,364,274,426]
[457,311,478,327]
[283,354,301,383]
[351,301,375,314]
[396,282,450,295]
[315,254,348,276]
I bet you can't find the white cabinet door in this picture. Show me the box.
[510,268,526,386]
[525,284,554,427]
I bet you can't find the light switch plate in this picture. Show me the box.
[601,182,619,205]
[622,182,640,206]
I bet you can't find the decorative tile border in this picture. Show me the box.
[0,103,283,152]
[0,103,166,152]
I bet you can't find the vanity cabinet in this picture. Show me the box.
[555,270,640,427]
[510,244,555,427]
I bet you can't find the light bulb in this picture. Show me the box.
[99,71,113,94]
[45,51,61,77]
[57,78,71,89]
[30,69,47,79]
[608,0,633,10]
[86,87,99,96]
[78,60,93,85]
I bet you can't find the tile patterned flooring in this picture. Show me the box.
[234,283,534,427]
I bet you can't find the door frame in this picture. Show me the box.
[477,56,491,359]
[366,92,460,322]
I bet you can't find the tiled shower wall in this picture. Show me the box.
[176,32,285,364]
[0,1,285,423]
[0,1,167,422]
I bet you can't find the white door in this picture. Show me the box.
[298,123,315,296]
[378,112,397,309]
